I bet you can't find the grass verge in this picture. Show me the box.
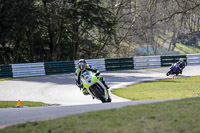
[0,101,48,108]
[1,97,200,133]
[113,76,200,100]
[0,78,12,82]
[174,43,200,54]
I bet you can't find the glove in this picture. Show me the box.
[76,82,83,89]
[95,71,100,76]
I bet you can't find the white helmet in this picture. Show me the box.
[179,58,184,62]
[78,59,86,71]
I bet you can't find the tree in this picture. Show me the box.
[0,0,42,63]
[0,0,116,64]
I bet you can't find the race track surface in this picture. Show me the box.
[0,66,200,127]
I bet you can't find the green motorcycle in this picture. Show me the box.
[81,71,111,103]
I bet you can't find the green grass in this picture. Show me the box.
[0,78,12,82]
[174,43,200,54]
[0,101,48,108]
[1,97,200,133]
[113,76,200,100]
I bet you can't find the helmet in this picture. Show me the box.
[179,58,184,62]
[78,59,86,71]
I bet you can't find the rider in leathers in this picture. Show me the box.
[177,58,186,74]
[75,59,109,95]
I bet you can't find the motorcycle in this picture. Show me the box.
[166,63,181,76]
[81,71,111,103]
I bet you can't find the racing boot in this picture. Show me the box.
[82,88,89,95]
[178,68,182,74]
[180,70,182,74]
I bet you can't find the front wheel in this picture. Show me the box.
[166,71,171,76]
[93,86,107,103]
[166,72,170,76]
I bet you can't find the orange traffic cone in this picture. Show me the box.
[16,100,22,108]
[172,75,174,79]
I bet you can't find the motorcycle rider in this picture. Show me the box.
[75,59,109,95]
[176,58,186,74]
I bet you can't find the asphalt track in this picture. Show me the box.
[0,66,200,128]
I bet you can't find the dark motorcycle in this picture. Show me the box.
[166,63,181,76]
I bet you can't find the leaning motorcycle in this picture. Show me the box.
[81,71,111,103]
[166,63,181,76]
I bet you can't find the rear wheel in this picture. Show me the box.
[107,95,111,102]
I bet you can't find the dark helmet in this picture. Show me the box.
[78,59,86,71]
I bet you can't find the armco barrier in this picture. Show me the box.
[75,59,106,71]
[134,56,161,69]
[12,63,45,78]
[105,57,134,71]
[186,54,200,65]
[160,55,187,67]
[44,61,75,75]
[0,64,13,78]
[1,54,200,78]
